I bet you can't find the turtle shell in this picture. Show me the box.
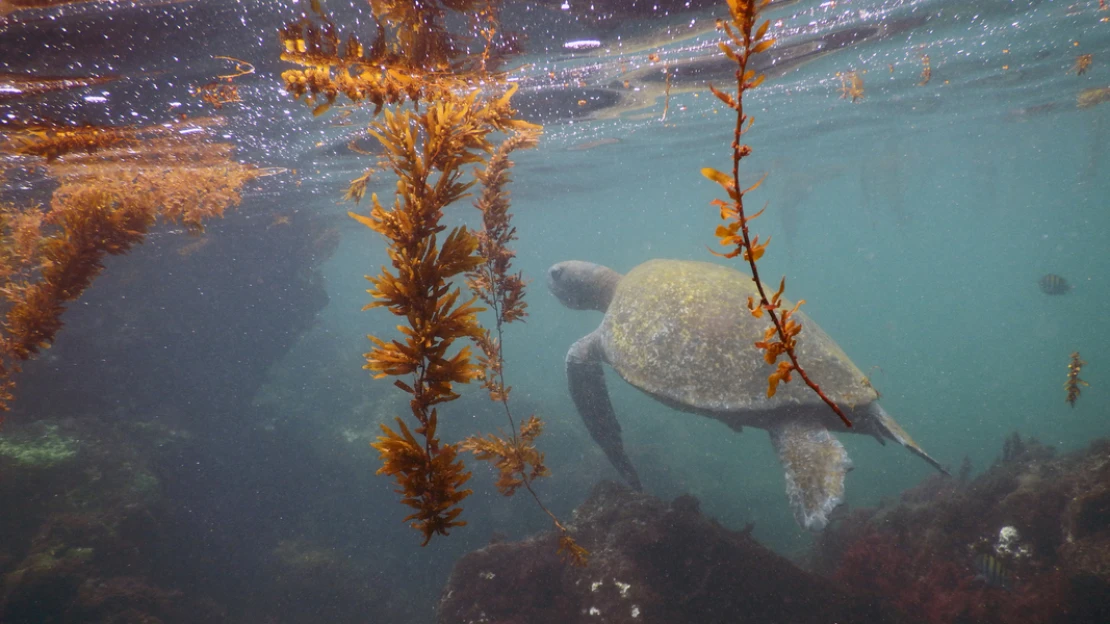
[600,259,877,416]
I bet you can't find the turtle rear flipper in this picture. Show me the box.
[770,420,853,531]
[866,404,949,475]
[567,330,643,490]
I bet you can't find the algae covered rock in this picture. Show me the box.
[814,434,1110,624]
[0,423,78,470]
[438,481,903,624]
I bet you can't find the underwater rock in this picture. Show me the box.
[0,423,79,470]
[11,192,332,422]
[814,435,1110,624]
[437,481,902,624]
[266,539,397,624]
[0,417,224,624]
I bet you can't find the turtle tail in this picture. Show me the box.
[867,403,950,475]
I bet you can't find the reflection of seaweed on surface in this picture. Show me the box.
[838,70,864,102]
[278,0,517,116]
[191,57,255,109]
[0,72,121,101]
[4,122,139,162]
[1074,54,1092,76]
[1077,85,1110,108]
[191,83,241,109]
[0,118,267,410]
[918,54,932,86]
[701,0,852,428]
[1065,351,1087,407]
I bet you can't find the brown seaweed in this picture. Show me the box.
[701,0,852,428]
[278,0,516,117]
[459,128,587,565]
[1065,352,1087,407]
[838,70,865,102]
[295,1,584,556]
[1074,54,1092,76]
[0,117,268,410]
[1077,85,1110,109]
[189,57,254,109]
[347,85,536,544]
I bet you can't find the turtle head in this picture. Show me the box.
[547,261,622,312]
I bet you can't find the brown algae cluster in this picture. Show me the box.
[0,117,269,411]
[277,0,585,563]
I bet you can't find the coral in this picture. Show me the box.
[700,0,851,427]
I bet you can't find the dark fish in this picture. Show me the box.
[972,553,1012,590]
[1039,273,1073,295]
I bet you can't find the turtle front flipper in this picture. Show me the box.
[865,403,950,476]
[567,330,643,490]
[769,420,853,531]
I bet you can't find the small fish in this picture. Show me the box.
[972,553,1013,590]
[1039,273,1073,295]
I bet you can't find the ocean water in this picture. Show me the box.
[1,0,1109,621]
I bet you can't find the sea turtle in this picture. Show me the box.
[547,258,947,530]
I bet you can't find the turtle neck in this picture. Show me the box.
[593,265,622,312]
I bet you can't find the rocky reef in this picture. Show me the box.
[437,480,905,624]
[0,417,225,624]
[812,434,1110,624]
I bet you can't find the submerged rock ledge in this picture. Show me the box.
[438,481,902,624]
